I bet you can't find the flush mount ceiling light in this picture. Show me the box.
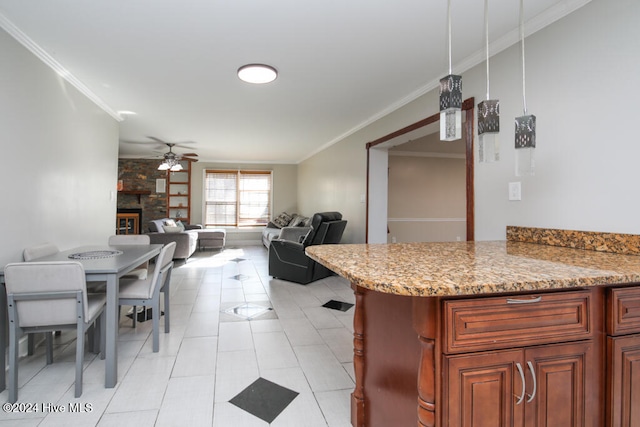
[237,64,278,84]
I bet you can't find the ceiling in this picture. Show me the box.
[0,0,590,164]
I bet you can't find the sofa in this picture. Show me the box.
[269,212,347,284]
[262,212,311,248]
[147,219,200,260]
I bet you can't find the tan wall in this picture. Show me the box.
[387,154,466,242]
[190,161,298,243]
[297,137,369,244]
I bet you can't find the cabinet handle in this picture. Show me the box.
[526,361,537,403]
[506,296,542,304]
[515,362,526,405]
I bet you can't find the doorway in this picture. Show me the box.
[366,98,475,243]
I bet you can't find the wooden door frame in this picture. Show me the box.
[365,97,475,242]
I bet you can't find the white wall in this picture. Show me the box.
[299,0,640,242]
[473,0,640,240]
[0,28,119,266]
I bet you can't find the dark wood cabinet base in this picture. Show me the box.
[350,285,617,427]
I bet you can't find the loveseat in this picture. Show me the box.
[261,212,311,248]
[147,219,200,260]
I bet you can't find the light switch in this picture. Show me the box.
[509,182,522,201]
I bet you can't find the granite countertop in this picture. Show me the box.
[306,237,640,297]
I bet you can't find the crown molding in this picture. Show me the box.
[298,0,592,164]
[0,12,122,122]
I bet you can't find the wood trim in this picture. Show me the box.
[464,100,475,241]
[366,97,475,242]
[366,113,440,150]
[365,148,370,246]
[351,284,366,427]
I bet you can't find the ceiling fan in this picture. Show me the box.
[124,137,198,171]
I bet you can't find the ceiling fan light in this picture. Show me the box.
[170,163,183,171]
[237,64,277,84]
[158,162,170,171]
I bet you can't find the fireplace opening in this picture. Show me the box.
[116,208,142,235]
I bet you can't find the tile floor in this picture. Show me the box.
[0,245,355,426]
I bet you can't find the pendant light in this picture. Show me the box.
[478,0,500,162]
[439,0,462,141]
[515,0,536,176]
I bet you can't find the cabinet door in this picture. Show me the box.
[444,349,524,427]
[524,341,595,427]
[607,334,640,427]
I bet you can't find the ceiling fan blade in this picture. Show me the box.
[180,153,198,157]
[147,136,167,144]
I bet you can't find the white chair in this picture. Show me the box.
[23,242,59,262]
[22,243,60,356]
[4,261,106,403]
[23,242,103,352]
[108,234,151,280]
[118,242,176,352]
[109,234,152,326]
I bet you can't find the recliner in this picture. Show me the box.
[268,212,347,284]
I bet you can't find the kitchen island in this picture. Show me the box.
[306,227,640,427]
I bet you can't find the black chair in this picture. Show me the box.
[269,212,347,284]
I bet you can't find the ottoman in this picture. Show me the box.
[197,229,226,250]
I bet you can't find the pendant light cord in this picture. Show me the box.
[520,0,527,115]
[484,0,490,100]
[447,0,452,75]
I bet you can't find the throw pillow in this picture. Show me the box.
[272,212,293,229]
[289,215,309,227]
[163,219,177,227]
[163,225,182,233]
[176,220,186,231]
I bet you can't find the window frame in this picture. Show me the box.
[203,169,273,228]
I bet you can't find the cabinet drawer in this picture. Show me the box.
[444,290,593,353]
[607,287,640,336]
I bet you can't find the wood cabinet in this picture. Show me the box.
[354,286,606,427]
[166,160,191,224]
[440,290,599,427]
[116,213,139,235]
[444,341,594,427]
[350,283,640,427]
[606,287,640,427]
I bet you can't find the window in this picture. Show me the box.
[204,170,272,227]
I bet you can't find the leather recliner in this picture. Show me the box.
[268,212,347,284]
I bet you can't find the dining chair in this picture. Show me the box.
[118,241,176,352]
[108,234,151,279]
[4,261,107,403]
[108,234,152,326]
[23,242,103,352]
[22,242,60,356]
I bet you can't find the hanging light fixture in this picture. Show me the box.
[157,147,184,172]
[478,0,500,162]
[515,0,536,176]
[440,0,462,141]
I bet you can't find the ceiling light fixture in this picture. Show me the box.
[515,0,536,176]
[237,64,278,84]
[439,0,462,141]
[157,146,184,172]
[478,0,500,163]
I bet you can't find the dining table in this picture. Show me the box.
[0,243,163,392]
